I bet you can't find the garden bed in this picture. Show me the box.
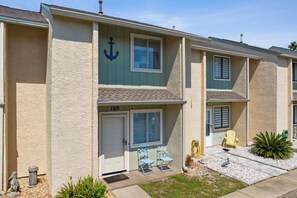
[1,175,51,198]
[201,155,271,185]
[229,146,297,171]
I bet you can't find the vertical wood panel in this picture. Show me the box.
[99,24,167,86]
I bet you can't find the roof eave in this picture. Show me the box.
[0,16,48,28]
[279,53,297,60]
[206,99,249,103]
[97,100,187,106]
[192,45,262,60]
[46,5,208,41]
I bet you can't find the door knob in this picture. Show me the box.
[122,138,128,145]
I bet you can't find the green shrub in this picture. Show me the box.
[56,182,75,198]
[56,176,106,198]
[252,131,293,159]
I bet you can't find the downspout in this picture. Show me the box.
[246,57,250,145]
[181,37,187,171]
[0,22,5,191]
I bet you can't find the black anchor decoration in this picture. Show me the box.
[104,37,119,61]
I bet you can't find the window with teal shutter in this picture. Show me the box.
[294,105,297,124]
[214,106,230,129]
[214,56,230,80]
[293,63,297,81]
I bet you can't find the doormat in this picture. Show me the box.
[103,174,129,183]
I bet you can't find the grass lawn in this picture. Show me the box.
[140,173,246,198]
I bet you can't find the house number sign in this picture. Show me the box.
[110,106,120,111]
[104,37,119,61]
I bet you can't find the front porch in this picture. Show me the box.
[205,96,248,147]
[101,168,179,190]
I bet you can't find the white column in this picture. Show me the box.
[0,22,5,191]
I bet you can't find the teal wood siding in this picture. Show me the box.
[99,24,167,86]
[206,52,232,89]
[293,82,297,90]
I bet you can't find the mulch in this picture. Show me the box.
[1,175,51,197]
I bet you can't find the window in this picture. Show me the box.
[130,109,163,148]
[214,106,230,129]
[214,56,230,80]
[294,105,297,124]
[293,62,297,81]
[131,33,162,73]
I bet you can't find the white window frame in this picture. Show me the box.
[130,33,163,74]
[213,55,231,81]
[130,109,163,148]
[213,105,231,130]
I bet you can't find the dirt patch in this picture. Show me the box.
[185,161,211,178]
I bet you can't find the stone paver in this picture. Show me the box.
[219,191,253,198]
[111,185,151,198]
[214,152,287,176]
[278,189,297,198]
[238,177,297,198]
[278,169,297,182]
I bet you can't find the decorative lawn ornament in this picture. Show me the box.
[191,140,201,158]
[8,171,20,197]
[104,37,119,61]
[221,157,230,167]
[282,129,288,140]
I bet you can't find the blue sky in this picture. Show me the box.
[1,0,296,48]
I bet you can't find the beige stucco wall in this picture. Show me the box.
[184,48,205,156]
[45,15,95,195]
[232,57,247,97]
[288,59,293,140]
[249,58,278,140]
[165,36,182,97]
[231,102,247,146]
[6,24,47,178]
[277,58,290,133]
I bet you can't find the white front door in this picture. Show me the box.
[205,107,213,147]
[101,114,128,175]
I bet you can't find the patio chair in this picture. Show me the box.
[157,146,173,172]
[137,148,155,176]
[222,130,239,148]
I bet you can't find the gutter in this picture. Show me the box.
[0,16,48,28]
[45,4,209,41]
[97,100,187,106]
[192,45,262,60]
[206,99,250,102]
[278,53,297,60]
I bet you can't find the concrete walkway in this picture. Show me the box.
[111,185,151,198]
[220,169,297,198]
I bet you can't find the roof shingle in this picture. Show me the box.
[207,91,247,102]
[98,88,185,105]
[0,5,47,24]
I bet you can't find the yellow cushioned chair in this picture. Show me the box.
[222,130,239,147]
